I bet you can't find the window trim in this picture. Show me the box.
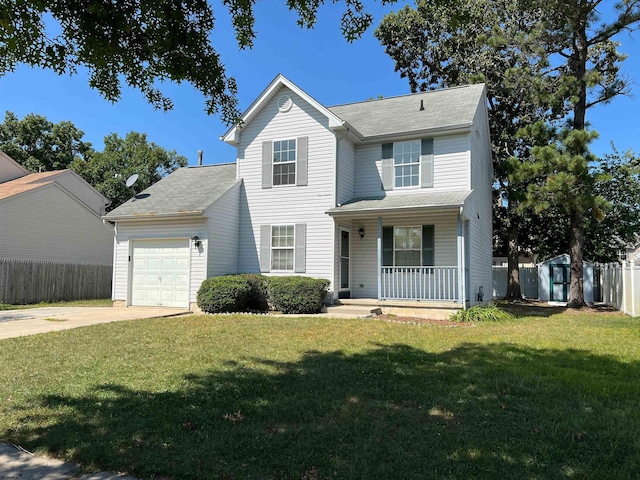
[393,225,422,266]
[382,224,435,267]
[272,138,297,187]
[393,140,421,189]
[270,224,295,272]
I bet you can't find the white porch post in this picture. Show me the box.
[457,213,466,308]
[377,216,382,300]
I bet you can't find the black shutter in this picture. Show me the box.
[381,143,394,190]
[422,225,434,266]
[383,226,394,266]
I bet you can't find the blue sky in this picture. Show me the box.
[1,1,638,167]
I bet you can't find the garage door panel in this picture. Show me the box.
[176,258,189,269]
[131,239,190,308]
[161,258,176,270]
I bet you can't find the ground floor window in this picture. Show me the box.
[383,225,434,266]
[271,225,294,271]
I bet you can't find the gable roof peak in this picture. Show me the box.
[221,74,345,145]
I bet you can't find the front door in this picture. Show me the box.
[339,228,350,299]
[550,263,569,302]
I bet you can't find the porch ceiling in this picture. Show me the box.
[327,190,471,218]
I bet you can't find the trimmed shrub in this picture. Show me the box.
[267,276,330,314]
[449,304,514,322]
[196,275,252,313]
[238,274,269,311]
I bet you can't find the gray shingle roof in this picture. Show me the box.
[328,84,485,139]
[327,190,471,215]
[105,163,239,219]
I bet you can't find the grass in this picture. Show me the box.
[1,309,639,479]
[0,298,112,310]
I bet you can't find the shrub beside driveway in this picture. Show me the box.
[0,311,639,479]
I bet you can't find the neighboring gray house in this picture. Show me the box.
[0,152,113,264]
[538,254,594,304]
[105,75,493,310]
[620,238,640,264]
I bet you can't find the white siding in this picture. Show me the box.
[49,171,109,215]
[205,182,240,276]
[0,184,113,264]
[236,86,336,291]
[350,214,459,299]
[465,99,493,306]
[112,217,207,304]
[336,137,355,204]
[0,153,27,184]
[353,134,470,198]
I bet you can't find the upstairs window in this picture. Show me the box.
[273,139,296,186]
[382,138,433,191]
[393,140,421,188]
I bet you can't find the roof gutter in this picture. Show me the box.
[103,211,205,222]
[358,124,472,144]
[326,204,465,218]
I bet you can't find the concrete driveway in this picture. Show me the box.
[0,306,190,340]
[0,442,138,479]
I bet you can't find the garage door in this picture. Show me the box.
[131,239,190,307]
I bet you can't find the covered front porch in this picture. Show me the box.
[327,192,471,307]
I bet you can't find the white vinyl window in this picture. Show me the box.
[271,225,294,271]
[394,140,420,188]
[394,226,422,266]
[273,139,296,186]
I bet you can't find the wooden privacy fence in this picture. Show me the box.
[0,258,112,304]
[600,261,640,317]
[492,267,539,299]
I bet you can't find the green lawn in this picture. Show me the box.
[0,298,112,310]
[1,310,639,479]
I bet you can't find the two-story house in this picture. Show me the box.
[105,75,493,312]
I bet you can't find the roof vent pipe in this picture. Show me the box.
[419,99,425,111]
[198,150,203,166]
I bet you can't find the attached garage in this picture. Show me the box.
[131,239,190,307]
[104,163,241,310]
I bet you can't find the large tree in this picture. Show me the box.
[71,131,187,210]
[0,111,93,171]
[525,0,640,306]
[375,0,560,299]
[0,0,396,124]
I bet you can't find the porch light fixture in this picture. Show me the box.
[358,228,365,239]
[191,236,201,248]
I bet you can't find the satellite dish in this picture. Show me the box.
[125,174,139,188]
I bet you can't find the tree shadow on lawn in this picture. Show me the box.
[5,343,640,480]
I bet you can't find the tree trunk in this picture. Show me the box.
[504,221,522,299]
[565,7,588,308]
[567,208,586,307]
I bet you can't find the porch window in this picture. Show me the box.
[393,140,421,188]
[271,225,294,271]
[383,225,435,266]
[273,139,296,186]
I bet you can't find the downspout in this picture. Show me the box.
[458,208,466,309]
[111,221,118,303]
[377,217,382,300]
[330,134,340,303]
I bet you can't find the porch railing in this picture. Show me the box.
[380,266,459,301]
